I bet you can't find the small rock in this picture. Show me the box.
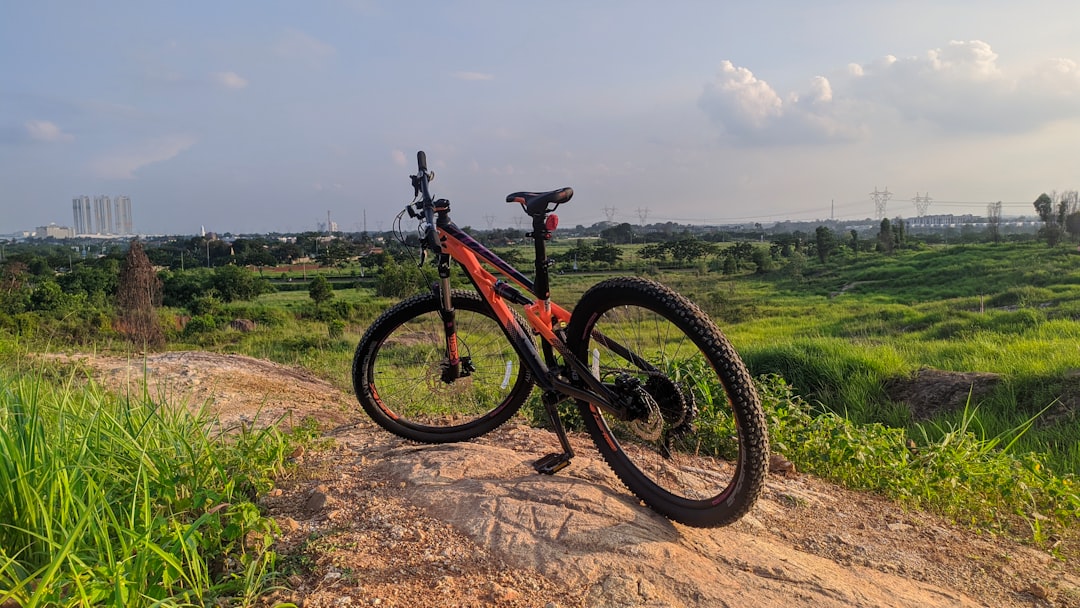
[1026,582,1050,600]
[289,445,306,460]
[768,452,797,478]
[268,488,284,497]
[305,490,329,513]
[229,318,257,332]
[280,517,301,532]
[886,522,913,533]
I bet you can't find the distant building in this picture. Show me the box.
[93,196,113,234]
[72,195,92,234]
[907,213,979,228]
[35,223,74,239]
[72,194,134,234]
[114,195,133,234]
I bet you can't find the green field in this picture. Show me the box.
[3,234,1080,598]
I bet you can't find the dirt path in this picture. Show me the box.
[58,351,1079,607]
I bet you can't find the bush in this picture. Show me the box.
[375,258,426,298]
[184,314,219,337]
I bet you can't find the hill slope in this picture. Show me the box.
[63,351,1079,607]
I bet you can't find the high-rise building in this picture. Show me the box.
[114,195,133,234]
[72,194,133,235]
[72,195,92,235]
[93,195,112,234]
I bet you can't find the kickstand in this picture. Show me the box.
[533,390,575,475]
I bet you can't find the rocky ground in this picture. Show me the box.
[56,351,1080,607]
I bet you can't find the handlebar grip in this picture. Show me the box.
[417,151,428,174]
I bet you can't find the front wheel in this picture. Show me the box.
[566,277,768,527]
[352,290,533,443]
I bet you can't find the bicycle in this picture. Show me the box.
[352,151,769,527]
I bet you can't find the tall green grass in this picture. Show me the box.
[758,375,1080,550]
[0,363,292,607]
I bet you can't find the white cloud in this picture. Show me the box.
[25,120,73,142]
[702,40,1080,145]
[701,61,782,129]
[391,149,407,166]
[845,40,1080,133]
[451,71,494,81]
[89,134,197,179]
[213,71,249,90]
[699,61,857,144]
[276,29,335,66]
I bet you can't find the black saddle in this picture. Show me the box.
[506,187,573,216]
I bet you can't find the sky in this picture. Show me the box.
[3,1,1080,235]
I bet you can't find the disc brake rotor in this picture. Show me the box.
[628,391,663,441]
[424,361,473,397]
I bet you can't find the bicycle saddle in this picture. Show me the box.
[506,187,574,216]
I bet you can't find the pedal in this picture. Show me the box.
[533,452,572,475]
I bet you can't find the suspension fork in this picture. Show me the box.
[436,254,462,382]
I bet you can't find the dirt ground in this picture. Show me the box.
[55,351,1080,608]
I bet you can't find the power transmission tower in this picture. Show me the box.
[913,192,932,216]
[603,206,617,223]
[484,214,495,230]
[636,207,649,226]
[870,187,892,220]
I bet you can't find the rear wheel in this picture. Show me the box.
[566,277,768,527]
[353,290,533,443]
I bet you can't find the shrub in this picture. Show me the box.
[184,314,219,337]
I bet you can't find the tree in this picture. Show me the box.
[209,265,272,302]
[308,275,335,305]
[599,223,635,244]
[590,241,623,265]
[814,226,837,264]
[876,219,894,254]
[1034,193,1055,224]
[668,237,714,264]
[1066,212,1080,242]
[750,248,774,274]
[638,243,667,262]
[116,239,165,348]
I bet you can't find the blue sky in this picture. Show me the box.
[3,1,1080,235]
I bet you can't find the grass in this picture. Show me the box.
[10,238,1080,563]
[757,374,1080,553]
[0,356,299,607]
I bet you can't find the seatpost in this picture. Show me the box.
[531,213,551,301]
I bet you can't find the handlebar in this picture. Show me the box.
[410,150,440,257]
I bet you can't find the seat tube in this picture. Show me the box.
[531,214,550,301]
